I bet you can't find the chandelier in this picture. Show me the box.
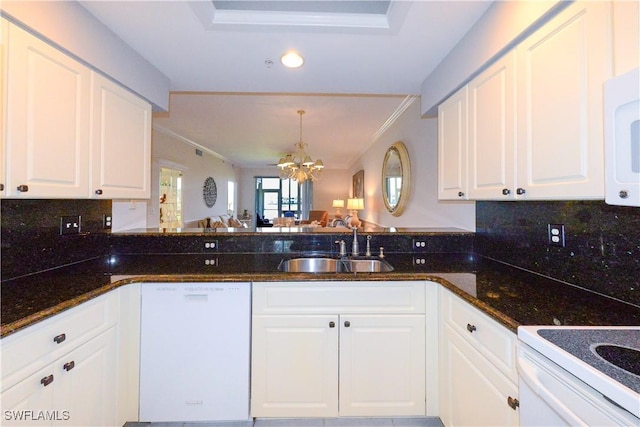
[277,110,324,182]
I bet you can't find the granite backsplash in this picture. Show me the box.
[2,199,639,309]
[1,199,112,281]
[476,200,640,307]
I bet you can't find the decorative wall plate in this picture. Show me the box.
[203,177,217,207]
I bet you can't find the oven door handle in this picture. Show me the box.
[518,352,589,427]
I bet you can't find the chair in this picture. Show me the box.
[300,210,329,227]
[256,212,272,227]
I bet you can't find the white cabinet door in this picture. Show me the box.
[468,51,517,200]
[251,314,339,418]
[54,328,117,427]
[0,328,116,427]
[339,315,425,417]
[91,73,151,199]
[6,23,91,198]
[438,86,468,200]
[515,1,609,199]
[0,365,55,426]
[440,324,519,427]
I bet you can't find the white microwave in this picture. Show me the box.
[604,67,640,207]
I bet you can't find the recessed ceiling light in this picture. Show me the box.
[281,51,304,68]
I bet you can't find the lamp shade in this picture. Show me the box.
[347,198,364,210]
[332,199,345,208]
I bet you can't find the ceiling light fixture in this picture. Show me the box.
[281,51,304,68]
[277,110,324,183]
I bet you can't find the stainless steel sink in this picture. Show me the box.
[279,257,393,273]
[279,257,341,273]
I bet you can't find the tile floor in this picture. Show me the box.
[124,417,443,427]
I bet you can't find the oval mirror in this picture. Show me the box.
[382,141,411,216]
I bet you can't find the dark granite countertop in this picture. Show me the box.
[2,253,639,338]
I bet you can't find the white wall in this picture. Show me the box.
[350,99,475,231]
[148,128,240,227]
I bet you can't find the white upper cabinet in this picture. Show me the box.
[438,86,468,200]
[438,1,611,201]
[467,51,517,200]
[91,73,151,199]
[5,22,91,198]
[515,0,609,200]
[3,21,151,199]
[1,18,8,198]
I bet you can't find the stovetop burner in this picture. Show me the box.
[537,328,640,393]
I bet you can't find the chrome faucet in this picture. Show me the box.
[351,227,359,256]
[335,240,347,258]
[365,235,372,257]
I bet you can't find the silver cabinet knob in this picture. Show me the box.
[457,191,465,197]
[502,188,511,196]
[466,323,476,333]
[516,188,526,195]
[619,190,629,199]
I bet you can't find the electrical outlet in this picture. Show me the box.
[204,241,218,251]
[60,215,81,235]
[413,257,427,266]
[548,224,565,247]
[412,239,427,252]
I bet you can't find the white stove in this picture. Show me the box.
[517,326,640,426]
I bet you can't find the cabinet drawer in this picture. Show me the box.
[441,288,517,382]
[1,292,118,390]
[252,281,425,315]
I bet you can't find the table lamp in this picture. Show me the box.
[332,199,345,218]
[347,198,364,228]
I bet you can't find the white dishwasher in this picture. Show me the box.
[139,282,251,422]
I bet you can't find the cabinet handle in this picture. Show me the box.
[95,189,103,195]
[17,185,29,192]
[457,191,465,198]
[516,188,526,195]
[507,396,520,410]
[344,321,351,327]
[619,190,629,199]
[329,321,335,328]
[41,375,54,387]
[53,333,66,344]
[63,361,75,371]
[502,188,511,196]
[0,184,4,191]
[466,323,476,333]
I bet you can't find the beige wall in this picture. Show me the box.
[148,128,240,228]
[349,98,475,231]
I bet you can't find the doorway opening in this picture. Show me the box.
[159,167,183,228]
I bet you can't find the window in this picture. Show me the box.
[228,180,236,215]
[255,177,311,221]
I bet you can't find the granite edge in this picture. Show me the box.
[1,272,519,338]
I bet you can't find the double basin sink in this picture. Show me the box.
[279,257,394,273]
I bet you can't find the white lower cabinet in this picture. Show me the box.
[1,327,117,427]
[438,288,519,427]
[251,281,426,418]
[0,292,119,426]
